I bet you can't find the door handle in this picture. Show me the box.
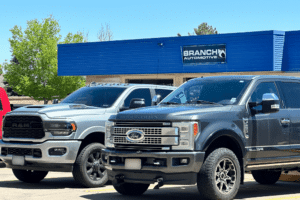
[280,119,290,125]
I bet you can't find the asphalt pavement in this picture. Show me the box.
[1,166,300,200]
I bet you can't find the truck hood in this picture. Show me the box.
[115,104,233,121]
[10,103,106,118]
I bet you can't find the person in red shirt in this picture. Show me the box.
[0,87,11,139]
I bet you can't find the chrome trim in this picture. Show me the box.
[113,127,178,136]
[113,136,178,145]
[246,161,300,170]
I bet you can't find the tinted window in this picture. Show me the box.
[161,79,251,105]
[0,99,2,110]
[61,87,126,108]
[250,82,279,103]
[277,82,300,108]
[249,82,279,111]
[124,89,151,107]
[155,89,173,101]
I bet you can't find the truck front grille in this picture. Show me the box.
[3,116,45,139]
[112,126,178,146]
[114,127,162,135]
[114,136,162,144]
[1,147,42,158]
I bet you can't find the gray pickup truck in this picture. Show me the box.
[0,83,176,187]
[103,75,300,200]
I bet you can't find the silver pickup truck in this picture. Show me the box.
[0,83,176,187]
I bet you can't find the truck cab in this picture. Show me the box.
[103,75,300,200]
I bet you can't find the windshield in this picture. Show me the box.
[61,87,126,108]
[161,79,251,105]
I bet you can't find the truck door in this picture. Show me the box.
[246,81,290,165]
[276,81,300,161]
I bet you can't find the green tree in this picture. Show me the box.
[3,16,86,104]
[177,22,218,36]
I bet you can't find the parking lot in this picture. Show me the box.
[1,166,300,200]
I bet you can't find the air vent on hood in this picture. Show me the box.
[27,106,45,108]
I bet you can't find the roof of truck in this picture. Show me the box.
[190,75,300,81]
[86,82,177,89]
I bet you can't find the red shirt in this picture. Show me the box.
[0,87,11,139]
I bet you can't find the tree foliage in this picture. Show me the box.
[178,22,218,36]
[97,23,113,41]
[3,16,86,104]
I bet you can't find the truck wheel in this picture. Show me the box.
[252,170,281,184]
[12,169,48,183]
[113,182,149,195]
[72,143,108,188]
[197,148,241,200]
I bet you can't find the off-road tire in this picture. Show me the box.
[12,169,48,183]
[197,148,241,200]
[72,143,108,188]
[113,182,150,196]
[252,170,281,185]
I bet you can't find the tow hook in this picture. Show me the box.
[113,174,125,186]
[154,177,164,189]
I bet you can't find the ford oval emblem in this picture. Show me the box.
[126,129,145,142]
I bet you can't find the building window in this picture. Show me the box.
[126,79,173,86]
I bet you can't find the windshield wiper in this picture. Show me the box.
[186,100,223,106]
[160,101,180,105]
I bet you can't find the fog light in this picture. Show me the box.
[1,147,7,156]
[49,148,67,156]
[180,158,188,164]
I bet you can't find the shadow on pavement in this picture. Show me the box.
[80,181,300,200]
[0,176,111,190]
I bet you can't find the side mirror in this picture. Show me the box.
[129,98,146,109]
[261,93,280,114]
[152,95,161,105]
[52,99,59,104]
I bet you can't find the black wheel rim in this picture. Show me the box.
[85,150,106,181]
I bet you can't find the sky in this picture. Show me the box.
[1,0,300,64]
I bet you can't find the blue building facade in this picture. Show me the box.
[57,30,300,86]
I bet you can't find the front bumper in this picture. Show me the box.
[102,148,205,184]
[0,140,81,172]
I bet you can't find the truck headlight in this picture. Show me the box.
[44,121,77,136]
[172,122,199,150]
[105,121,114,148]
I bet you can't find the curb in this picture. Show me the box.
[279,174,300,182]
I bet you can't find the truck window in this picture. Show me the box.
[277,82,300,108]
[249,82,279,110]
[162,79,250,105]
[249,82,279,103]
[61,87,126,108]
[154,89,173,101]
[124,89,151,107]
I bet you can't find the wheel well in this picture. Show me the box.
[204,132,244,184]
[77,132,105,156]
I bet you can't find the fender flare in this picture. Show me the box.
[195,121,246,157]
[77,126,105,140]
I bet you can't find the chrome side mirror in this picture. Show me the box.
[262,93,280,113]
[152,95,161,105]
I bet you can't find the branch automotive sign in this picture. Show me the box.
[182,44,226,64]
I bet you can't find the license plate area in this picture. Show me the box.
[125,158,141,170]
[12,155,25,166]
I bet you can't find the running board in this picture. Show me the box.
[246,161,300,170]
